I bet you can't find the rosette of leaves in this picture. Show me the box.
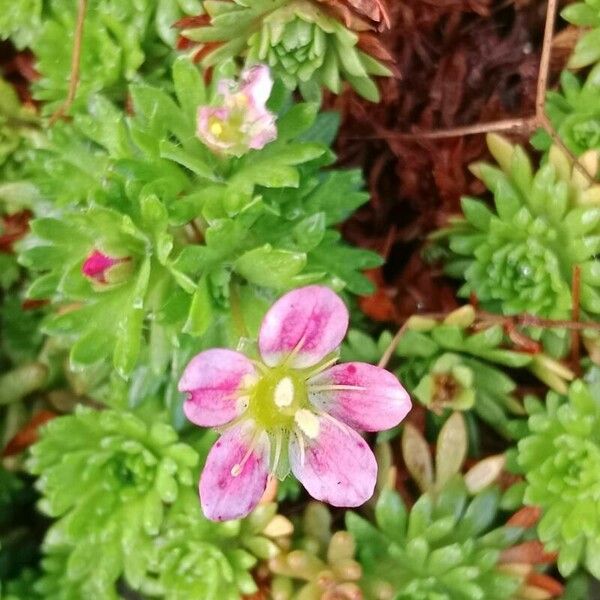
[144,492,292,599]
[28,546,120,600]
[441,134,600,354]
[26,406,199,596]
[543,66,600,155]
[21,59,378,382]
[0,0,202,114]
[179,0,393,101]
[0,0,42,49]
[518,379,600,578]
[393,307,573,438]
[270,501,364,599]
[348,414,561,600]
[562,0,600,69]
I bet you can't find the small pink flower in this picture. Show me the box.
[197,64,277,157]
[179,285,411,521]
[82,249,130,286]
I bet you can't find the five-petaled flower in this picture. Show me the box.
[81,249,131,287]
[179,285,411,521]
[196,64,277,157]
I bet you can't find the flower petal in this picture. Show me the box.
[308,362,412,431]
[196,106,233,153]
[178,349,256,427]
[199,422,270,521]
[289,416,377,507]
[259,286,349,369]
[240,64,273,108]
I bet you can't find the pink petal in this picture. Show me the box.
[259,286,349,369]
[196,106,233,152]
[199,422,270,521]
[248,112,277,150]
[289,416,377,507]
[308,362,412,432]
[178,349,256,427]
[82,249,120,282]
[240,64,273,108]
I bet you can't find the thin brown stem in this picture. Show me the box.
[48,0,87,126]
[536,0,557,120]
[378,322,409,369]
[476,310,600,332]
[378,304,600,370]
[342,117,537,141]
[539,114,596,183]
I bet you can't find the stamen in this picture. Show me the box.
[231,431,261,477]
[307,384,367,393]
[283,333,308,367]
[272,430,283,475]
[321,412,353,436]
[250,359,269,375]
[304,354,339,380]
[294,429,306,466]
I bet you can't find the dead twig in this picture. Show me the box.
[378,321,409,368]
[343,0,596,184]
[378,304,600,369]
[48,0,87,126]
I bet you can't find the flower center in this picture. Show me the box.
[247,368,308,432]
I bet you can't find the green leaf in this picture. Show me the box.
[569,29,600,68]
[172,56,206,122]
[276,102,319,140]
[183,275,213,336]
[234,245,306,288]
[375,489,407,544]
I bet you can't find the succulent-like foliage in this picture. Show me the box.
[4,0,201,113]
[349,414,560,600]
[442,134,600,352]
[20,59,378,381]
[270,502,364,599]
[518,379,600,578]
[0,0,42,50]
[390,307,572,438]
[27,406,199,595]
[143,493,291,599]
[178,0,393,101]
[562,0,600,69]
[413,352,476,413]
[545,66,600,155]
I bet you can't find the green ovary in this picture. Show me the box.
[246,367,309,433]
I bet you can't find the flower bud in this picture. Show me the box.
[196,64,277,157]
[81,249,131,287]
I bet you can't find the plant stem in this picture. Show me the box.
[48,0,87,125]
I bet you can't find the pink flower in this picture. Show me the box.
[179,286,412,521]
[81,249,130,286]
[196,64,277,157]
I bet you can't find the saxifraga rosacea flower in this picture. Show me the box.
[196,64,277,157]
[179,285,411,521]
